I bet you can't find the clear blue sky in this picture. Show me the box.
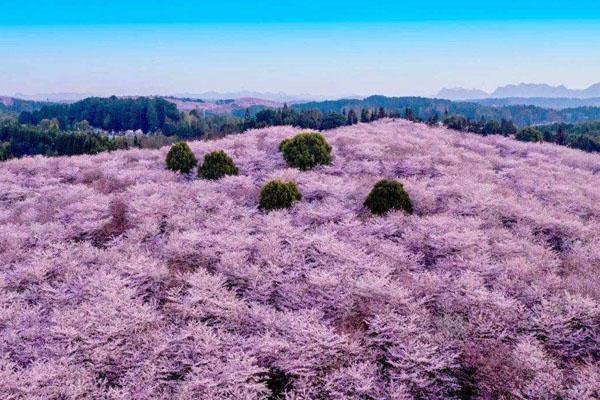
[1,1,600,97]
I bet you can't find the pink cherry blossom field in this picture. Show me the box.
[1,119,600,399]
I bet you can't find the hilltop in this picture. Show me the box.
[1,120,599,398]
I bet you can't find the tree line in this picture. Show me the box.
[18,96,181,133]
[0,122,116,160]
[6,95,600,161]
[536,121,600,152]
[441,114,600,153]
[292,95,600,128]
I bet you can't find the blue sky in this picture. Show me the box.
[1,1,600,98]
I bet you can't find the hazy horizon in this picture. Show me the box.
[2,1,600,98]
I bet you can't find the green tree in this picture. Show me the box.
[427,113,439,126]
[515,127,544,143]
[320,112,346,130]
[482,120,501,136]
[364,179,413,215]
[165,142,197,173]
[198,150,239,180]
[443,115,468,131]
[243,108,255,130]
[360,108,370,123]
[556,126,566,145]
[500,119,517,136]
[346,109,358,125]
[279,132,332,170]
[146,102,159,132]
[259,180,302,211]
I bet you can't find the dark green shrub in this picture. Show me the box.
[198,150,239,180]
[278,138,291,152]
[364,179,413,215]
[259,180,302,211]
[165,142,197,173]
[515,127,544,143]
[443,115,469,131]
[279,132,332,170]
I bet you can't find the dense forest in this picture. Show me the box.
[0,97,49,114]
[3,98,356,160]
[536,121,600,152]
[19,97,181,133]
[293,95,600,127]
[0,122,116,160]
[11,95,600,132]
[470,97,600,109]
[441,114,600,153]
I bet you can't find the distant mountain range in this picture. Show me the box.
[172,91,330,103]
[469,97,600,109]
[437,82,600,100]
[12,91,360,104]
[13,92,94,103]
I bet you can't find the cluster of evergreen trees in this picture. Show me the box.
[247,105,348,131]
[18,97,181,133]
[292,95,600,128]
[0,122,116,160]
[537,122,600,152]
[247,104,408,131]
[441,113,600,152]
[442,115,517,136]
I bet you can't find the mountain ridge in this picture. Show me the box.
[437,82,600,100]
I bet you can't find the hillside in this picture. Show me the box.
[1,120,600,399]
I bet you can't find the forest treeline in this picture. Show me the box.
[18,97,181,133]
[0,123,116,160]
[3,96,600,160]
[441,115,600,152]
[293,95,600,127]
[2,98,357,159]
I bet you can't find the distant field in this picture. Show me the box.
[1,120,599,398]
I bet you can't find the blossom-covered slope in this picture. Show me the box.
[1,120,600,399]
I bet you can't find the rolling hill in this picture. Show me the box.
[1,120,599,399]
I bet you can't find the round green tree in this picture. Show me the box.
[515,127,544,143]
[279,132,332,170]
[165,142,197,173]
[364,179,413,215]
[198,150,239,180]
[259,180,302,211]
